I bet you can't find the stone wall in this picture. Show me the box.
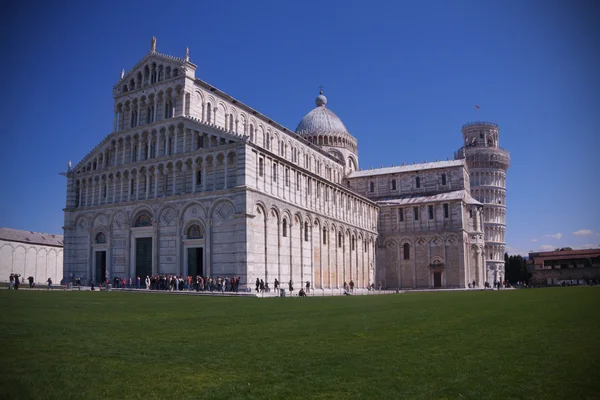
[0,240,63,285]
[531,268,600,285]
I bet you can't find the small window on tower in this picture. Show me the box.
[441,173,447,186]
[413,207,419,221]
[391,179,396,191]
[428,205,434,220]
[443,203,449,218]
[416,176,421,188]
[370,181,374,192]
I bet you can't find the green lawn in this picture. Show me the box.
[1,288,599,400]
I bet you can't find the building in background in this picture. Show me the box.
[62,38,508,290]
[455,121,510,284]
[63,38,378,290]
[347,160,485,289]
[529,248,600,285]
[0,227,64,285]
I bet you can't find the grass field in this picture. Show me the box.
[1,288,599,400]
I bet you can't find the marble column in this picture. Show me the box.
[91,180,96,206]
[172,167,177,196]
[154,170,159,198]
[145,171,150,199]
[191,162,197,194]
[119,176,124,203]
[135,175,140,201]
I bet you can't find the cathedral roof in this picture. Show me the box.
[377,189,482,206]
[347,159,465,178]
[295,92,350,137]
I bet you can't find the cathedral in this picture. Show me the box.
[62,39,509,290]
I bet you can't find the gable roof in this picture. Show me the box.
[377,189,481,206]
[114,50,194,88]
[348,159,465,178]
[0,227,64,247]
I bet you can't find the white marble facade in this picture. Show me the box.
[62,38,508,290]
[0,228,64,285]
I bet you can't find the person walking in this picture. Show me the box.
[46,277,53,290]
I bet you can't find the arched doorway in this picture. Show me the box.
[184,223,205,277]
[430,258,444,288]
[132,212,153,282]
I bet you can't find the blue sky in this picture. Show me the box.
[1,0,598,255]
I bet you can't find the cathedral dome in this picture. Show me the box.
[295,92,349,136]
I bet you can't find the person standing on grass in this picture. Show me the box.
[46,277,53,290]
[288,280,294,294]
[28,276,34,288]
[9,273,14,290]
[305,281,310,294]
[274,279,279,295]
[14,274,21,290]
[349,280,354,292]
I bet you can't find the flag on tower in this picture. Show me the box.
[476,104,480,109]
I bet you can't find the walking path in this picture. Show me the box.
[2,283,509,297]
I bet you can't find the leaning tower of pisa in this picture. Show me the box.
[455,121,510,284]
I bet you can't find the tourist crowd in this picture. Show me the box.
[88,274,244,292]
[8,273,53,290]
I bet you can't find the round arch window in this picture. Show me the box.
[95,232,106,244]
[134,213,152,227]
[187,224,204,239]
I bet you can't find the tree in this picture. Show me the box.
[505,253,529,283]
